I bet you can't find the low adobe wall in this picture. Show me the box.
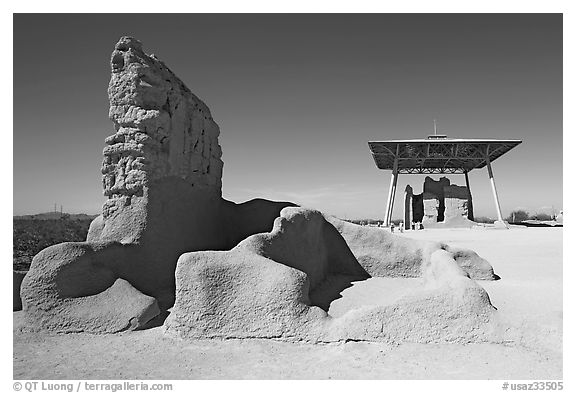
[164,207,498,343]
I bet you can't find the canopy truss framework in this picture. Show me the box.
[367,138,522,227]
[368,139,522,174]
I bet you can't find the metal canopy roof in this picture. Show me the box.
[368,138,522,174]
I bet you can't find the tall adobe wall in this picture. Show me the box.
[85,36,293,308]
[103,36,222,218]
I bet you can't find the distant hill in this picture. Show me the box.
[14,212,98,221]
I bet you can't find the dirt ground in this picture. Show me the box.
[13,227,562,379]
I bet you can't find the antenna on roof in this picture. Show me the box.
[427,118,447,140]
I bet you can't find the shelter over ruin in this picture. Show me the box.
[368,134,522,227]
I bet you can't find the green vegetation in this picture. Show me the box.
[13,216,95,271]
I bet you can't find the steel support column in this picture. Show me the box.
[384,158,399,227]
[486,154,504,222]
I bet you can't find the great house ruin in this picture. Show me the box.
[368,131,521,229]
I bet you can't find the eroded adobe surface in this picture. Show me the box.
[103,37,222,218]
[165,208,497,343]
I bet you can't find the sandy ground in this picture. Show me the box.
[397,226,563,340]
[13,227,562,379]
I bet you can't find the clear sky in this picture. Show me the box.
[13,14,562,219]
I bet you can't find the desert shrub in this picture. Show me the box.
[345,219,384,226]
[506,209,530,223]
[474,216,496,224]
[530,213,553,221]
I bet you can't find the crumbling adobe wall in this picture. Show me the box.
[444,184,470,220]
[85,37,233,307]
[239,209,369,290]
[220,198,299,249]
[325,213,495,280]
[423,193,439,224]
[21,242,160,333]
[103,36,222,218]
[412,193,424,223]
[424,177,450,222]
[404,185,413,226]
[409,177,474,227]
[325,214,425,278]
